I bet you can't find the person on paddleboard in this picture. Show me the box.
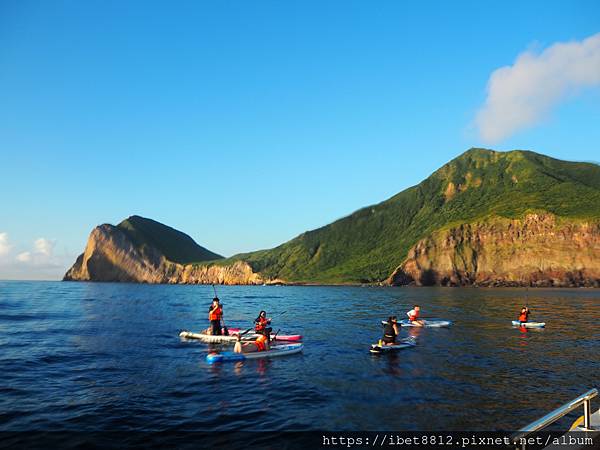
[381,316,400,345]
[233,332,270,353]
[518,306,530,324]
[407,305,425,327]
[208,297,223,335]
[254,310,272,339]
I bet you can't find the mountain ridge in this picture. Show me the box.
[117,215,223,264]
[224,148,600,283]
[64,148,600,286]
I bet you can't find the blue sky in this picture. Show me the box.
[1,0,599,279]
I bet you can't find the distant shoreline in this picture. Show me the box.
[57,279,600,288]
[3,277,598,288]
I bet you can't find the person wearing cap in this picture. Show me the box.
[208,297,223,335]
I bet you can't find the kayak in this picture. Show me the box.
[383,319,452,328]
[512,321,545,328]
[179,330,303,343]
[228,327,303,342]
[206,343,303,363]
[370,337,416,354]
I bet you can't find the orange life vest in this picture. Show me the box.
[518,311,529,322]
[209,305,222,321]
[255,334,268,352]
[255,316,269,332]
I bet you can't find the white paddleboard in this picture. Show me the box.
[179,330,255,343]
[206,343,303,363]
[386,319,452,328]
[511,321,545,328]
[370,337,416,354]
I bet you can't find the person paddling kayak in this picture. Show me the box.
[518,306,530,324]
[407,305,425,327]
[254,311,272,340]
[208,297,223,335]
[381,316,400,345]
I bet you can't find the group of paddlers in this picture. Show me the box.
[209,297,536,350]
[380,304,424,345]
[379,304,534,345]
[207,296,274,353]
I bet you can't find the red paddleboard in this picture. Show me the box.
[228,327,302,342]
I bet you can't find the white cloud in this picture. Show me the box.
[0,232,11,257]
[15,238,57,266]
[34,238,55,256]
[476,32,600,143]
[0,235,74,280]
[16,252,32,262]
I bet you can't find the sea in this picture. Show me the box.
[1,281,599,448]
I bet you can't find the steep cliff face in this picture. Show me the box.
[387,214,600,287]
[64,224,264,284]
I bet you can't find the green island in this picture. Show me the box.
[64,148,600,286]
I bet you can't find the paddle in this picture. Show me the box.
[251,310,285,330]
[264,311,286,327]
[230,327,256,355]
[221,315,229,336]
[271,328,281,341]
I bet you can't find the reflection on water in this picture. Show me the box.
[516,325,546,348]
[0,281,599,433]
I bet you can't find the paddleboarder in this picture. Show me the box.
[518,306,530,324]
[407,305,425,327]
[254,310,273,340]
[233,332,270,353]
[381,316,400,345]
[208,297,223,335]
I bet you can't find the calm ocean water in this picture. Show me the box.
[1,281,599,441]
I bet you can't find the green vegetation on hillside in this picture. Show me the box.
[118,215,223,264]
[228,148,600,283]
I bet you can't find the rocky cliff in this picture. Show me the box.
[64,224,265,284]
[64,213,600,287]
[64,149,600,286]
[387,213,600,287]
[229,148,600,284]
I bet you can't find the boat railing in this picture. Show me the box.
[512,388,597,449]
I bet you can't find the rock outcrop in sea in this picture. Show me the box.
[64,224,265,285]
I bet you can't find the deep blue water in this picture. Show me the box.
[1,281,599,436]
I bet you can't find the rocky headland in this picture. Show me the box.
[64,148,600,287]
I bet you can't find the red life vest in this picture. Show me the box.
[208,306,222,321]
[408,309,419,321]
[518,311,529,322]
[255,316,269,332]
[255,334,268,352]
